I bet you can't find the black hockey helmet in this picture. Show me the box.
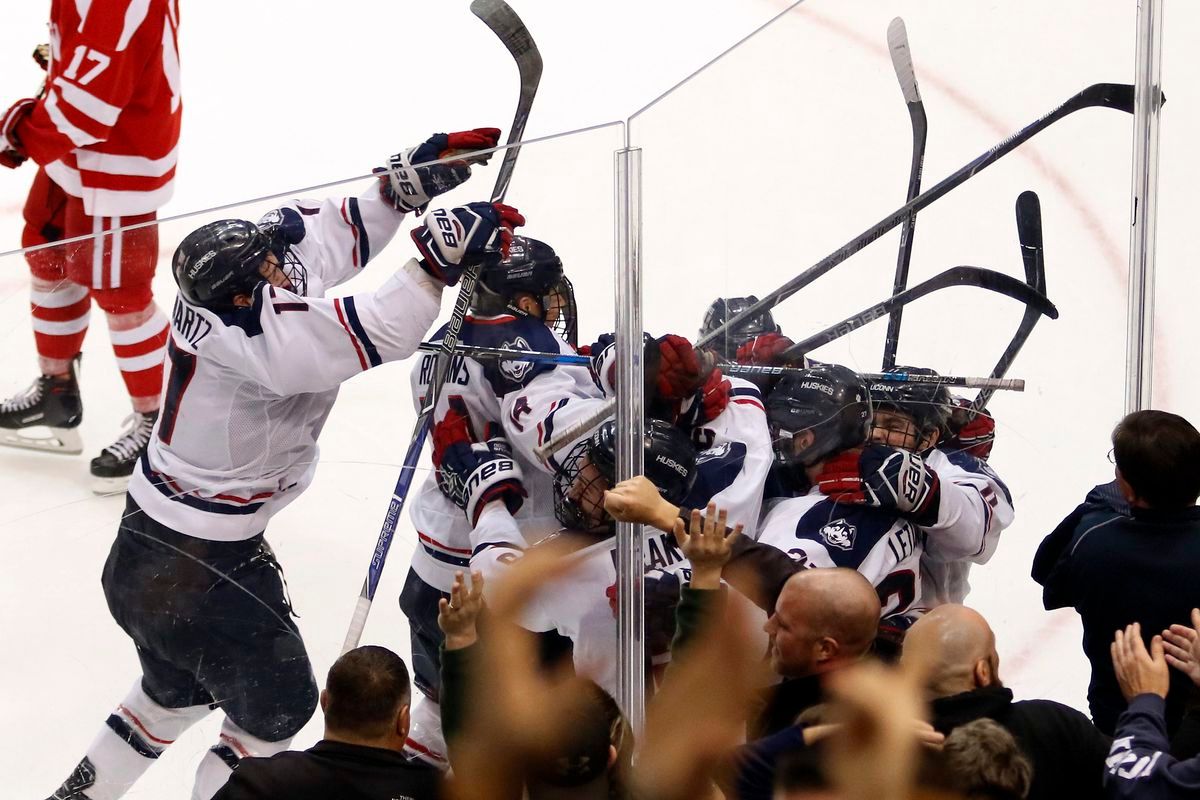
[868,365,952,448]
[474,236,578,346]
[766,363,872,468]
[553,418,696,533]
[699,296,782,360]
[173,219,270,311]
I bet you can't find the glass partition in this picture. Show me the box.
[0,120,622,795]
[630,0,1150,711]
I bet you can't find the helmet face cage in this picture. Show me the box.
[553,437,615,533]
[699,296,781,360]
[274,245,309,297]
[868,368,951,450]
[543,275,578,348]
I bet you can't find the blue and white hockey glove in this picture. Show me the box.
[816,444,940,525]
[411,201,525,286]
[432,399,527,527]
[378,128,501,214]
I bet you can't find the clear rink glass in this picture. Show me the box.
[1,0,1198,795]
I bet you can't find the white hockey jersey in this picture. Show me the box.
[756,487,926,619]
[406,313,596,590]
[129,187,439,541]
[919,448,1015,605]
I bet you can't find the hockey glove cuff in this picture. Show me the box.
[678,368,731,429]
[0,98,36,169]
[944,398,996,461]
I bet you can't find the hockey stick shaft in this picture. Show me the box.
[532,265,1053,461]
[698,82,1134,350]
[411,342,1023,390]
[784,265,1057,358]
[343,0,541,653]
[881,17,927,370]
[972,190,1047,412]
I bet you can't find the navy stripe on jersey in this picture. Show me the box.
[730,386,763,402]
[140,458,265,516]
[342,296,382,366]
[347,197,370,265]
[421,543,470,568]
[213,285,267,338]
[943,449,1012,505]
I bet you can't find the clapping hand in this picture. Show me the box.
[1162,608,1200,687]
[1111,622,1170,701]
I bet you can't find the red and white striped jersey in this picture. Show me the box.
[128,186,438,541]
[16,0,182,216]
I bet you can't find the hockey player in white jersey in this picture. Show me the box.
[845,366,1014,605]
[44,128,524,800]
[398,236,594,766]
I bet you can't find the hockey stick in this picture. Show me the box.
[783,265,1057,358]
[971,190,1048,412]
[412,342,1024,390]
[342,0,542,653]
[700,82,1133,350]
[533,265,1053,461]
[880,17,927,371]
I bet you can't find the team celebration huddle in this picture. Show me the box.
[2,0,1198,799]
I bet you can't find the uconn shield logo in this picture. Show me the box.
[499,336,533,383]
[819,519,857,551]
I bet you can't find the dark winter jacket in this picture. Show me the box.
[210,739,442,800]
[931,685,1110,800]
[1032,482,1200,736]
[1105,694,1200,800]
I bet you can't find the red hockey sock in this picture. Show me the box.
[106,304,168,412]
[30,277,90,376]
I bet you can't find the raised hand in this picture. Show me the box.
[411,201,525,286]
[437,570,485,651]
[379,127,501,213]
[672,503,741,589]
[1111,622,1170,701]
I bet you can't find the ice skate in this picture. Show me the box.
[90,410,158,495]
[0,358,83,455]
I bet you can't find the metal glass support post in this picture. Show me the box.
[614,146,645,731]
[1126,0,1164,413]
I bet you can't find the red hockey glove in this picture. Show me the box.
[735,332,798,366]
[816,444,940,525]
[655,334,712,400]
[944,397,996,460]
[679,368,731,428]
[0,98,36,169]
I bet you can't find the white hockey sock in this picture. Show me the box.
[191,718,293,800]
[403,694,448,769]
[48,681,210,800]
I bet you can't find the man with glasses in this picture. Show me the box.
[1033,410,1200,741]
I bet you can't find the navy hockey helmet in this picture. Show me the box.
[173,219,271,311]
[699,296,782,360]
[868,365,952,449]
[553,418,696,533]
[766,363,872,468]
[474,236,578,347]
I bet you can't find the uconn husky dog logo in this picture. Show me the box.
[819,519,857,551]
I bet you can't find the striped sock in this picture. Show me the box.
[31,277,90,376]
[106,304,169,412]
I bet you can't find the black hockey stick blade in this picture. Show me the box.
[698,82,1135,351]
[881,16,928,371]
[784,265,1057,358]
[971,190,1053,412]
[471,0,543,203]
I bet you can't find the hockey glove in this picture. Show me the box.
[678,368,731,429]
[33,44,50,71]
[411,201,525,286]
[735,332,800,367]
[0,98,36,169]
[655,334,714,401]
[816,444,941,525]
[943,397,996,461]
[379,128,501,214]
[432,399,527,527]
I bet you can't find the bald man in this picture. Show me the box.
[902,605,1109,800]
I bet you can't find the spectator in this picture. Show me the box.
[1105,620,1200,798]
[903,604,1110,800]
[211,646,441,800]
[941,719,1033,800]
[1033,410,1200,739]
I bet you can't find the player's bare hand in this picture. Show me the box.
[673,503,740,590]
[604,475,678,532]
[1111,622,1170,701]
[438,570,485,651]
[1162,608,1200,687]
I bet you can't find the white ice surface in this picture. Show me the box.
[1,1,1198,796]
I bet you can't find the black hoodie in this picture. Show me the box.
[931,685,1110,800]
